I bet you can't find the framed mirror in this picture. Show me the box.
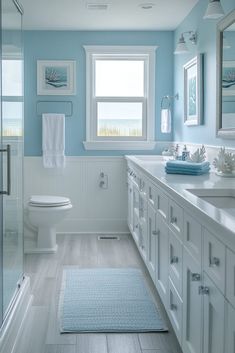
[216,10,235,138]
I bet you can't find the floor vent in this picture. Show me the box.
[98,235,120,240]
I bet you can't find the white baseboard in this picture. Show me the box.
[0,277,33,353]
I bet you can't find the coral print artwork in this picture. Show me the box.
[37,60,76,95]
[45,66,68,89]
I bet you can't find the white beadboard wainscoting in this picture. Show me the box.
[24,156,128,236]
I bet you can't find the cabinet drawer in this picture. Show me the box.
[226,249,235,308]
[147,182,156,207]
[169,230,183,297]
[203,228,226,294]
[156,188,168,222]
[138,173,147,194]
[183,212,202,264]
[169,199,183,240]
[168,278,183,345]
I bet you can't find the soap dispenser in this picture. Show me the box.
[182,145,190,161]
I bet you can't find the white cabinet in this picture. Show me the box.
[183,248,203,353]
[226,248,235,308]
[203,272,225,353]
[183,212,202,264]
[127,179,133,232]
[155,214,168,307]
[168,277,183,345]
[147,203,157,282]
[126,159,233,353]
[204,229,226,294]
[169,199,183,241]
[226,301,235,353]
[169,229,183,297]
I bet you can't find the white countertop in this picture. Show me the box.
[126,155,235,249]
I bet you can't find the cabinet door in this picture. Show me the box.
[169,230,183,297]
[169,199,183,241]
[183,212,202,264]
[203,228,226,294]
[203,273,225,353]
[168,278,183,345]
[139,219,147,261]
[127,180,133,232]
[226,248,235,308]
[226,301,235,353]
[155,214,168,307]
[147,204,156,282]
[183,249,203,353]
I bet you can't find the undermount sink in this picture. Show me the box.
[186,188,235,217]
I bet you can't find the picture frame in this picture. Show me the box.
[222,61,235,96]
[37,60,76,95]
[183,54,203,126]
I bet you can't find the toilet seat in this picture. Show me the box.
[29,195,71,207]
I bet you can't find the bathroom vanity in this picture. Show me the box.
[126,155,235,353]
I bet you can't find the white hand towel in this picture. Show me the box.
[42,113,65,168]
[161,109,171,134]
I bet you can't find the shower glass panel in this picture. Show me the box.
[1,0,23,319]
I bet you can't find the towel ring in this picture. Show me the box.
[161,96,171,110]
[161,93,179,110]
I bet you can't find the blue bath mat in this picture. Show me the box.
[59,267,167,333]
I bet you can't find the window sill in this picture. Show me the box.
[83,141,157,151]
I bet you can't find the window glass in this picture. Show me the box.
[2,59,23,96]
[95,60,144,97]
[97,102,143,137]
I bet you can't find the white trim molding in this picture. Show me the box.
[83,141,157,150]
[83,45,158,150]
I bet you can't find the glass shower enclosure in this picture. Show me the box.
[0,0,24,325]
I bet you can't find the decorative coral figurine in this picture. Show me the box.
[213,147,235,177]
[187,145,206,163]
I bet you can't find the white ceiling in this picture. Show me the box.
[20,0,199,31]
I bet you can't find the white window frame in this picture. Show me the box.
[83,46,157,150]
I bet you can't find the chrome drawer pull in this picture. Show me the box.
[199,286,210,295]
[170,256,179,264]
[191,273,201,282]
[152,230,160,236]
[170,303,177,311]
[209,257,220,267]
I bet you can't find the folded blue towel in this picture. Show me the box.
[166,166,210,173]
[165,167,210,176]
[166,160,210,170]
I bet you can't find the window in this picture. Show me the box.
[2,58,23,137]
[84,46,157,150]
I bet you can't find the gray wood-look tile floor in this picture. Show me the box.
[22,234,182,353]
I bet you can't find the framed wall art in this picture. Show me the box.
[37,60,76,95]
[183,54,203,126]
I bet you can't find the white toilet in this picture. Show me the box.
[27,195,72,253]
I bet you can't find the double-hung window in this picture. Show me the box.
[84,46,157,150]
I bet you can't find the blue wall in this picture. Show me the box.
[24,31,174,156]
[174,0,235,147]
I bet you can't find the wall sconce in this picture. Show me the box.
[174,31,197,55]
[203,0,224,20]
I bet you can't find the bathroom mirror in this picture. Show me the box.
[216,10,235,138]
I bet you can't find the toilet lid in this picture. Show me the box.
[29,195,71,207]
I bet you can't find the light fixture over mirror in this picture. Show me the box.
[174,31,197,55]
[204,0,224,20]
